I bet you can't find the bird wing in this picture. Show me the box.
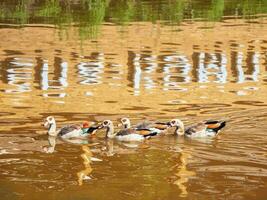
[153,122,169,130]
[204,120,226,133]
[58,125,81,136]
[185,122,207,135]
[135,121,168,130]
[135,129,153,136]
[116,128,135,136]
[116,128,157,137]
[134,121,153,129]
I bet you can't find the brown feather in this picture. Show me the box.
[206,123,221,129]
[154,124,168,130]
[136,129,151,136]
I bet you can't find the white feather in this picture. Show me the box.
[60,129,83,139]
[116,134,144,141]
[91,157,102,162]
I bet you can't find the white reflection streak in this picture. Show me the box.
[213,53,227,83]
[60,61,68,87]
[41,59,68,98]
[179,55,191,83]
[144,61,157,90]
[6,58,33,93]
[133,53,141,96]
[219,53,227,83]
[199,53,227,83]
[41,61,49,90]
[236,52,260,83]
[78,53,104,85]
[198,52,208,83]
[78,62,103,85]
[236,52,245,83]
[252,52,260,82]
[163,54,191,90]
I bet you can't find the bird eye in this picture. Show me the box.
[171,120,176,124]
[122,119,127,123]
[103,121,109,125]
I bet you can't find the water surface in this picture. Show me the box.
[0,0,267,199]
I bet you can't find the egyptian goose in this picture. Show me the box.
[43,116,99,139]
[99,120,161,141]
[119,117,170,131]
[169,119,226,137]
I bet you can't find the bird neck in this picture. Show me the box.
[106,124,116,138]
[48,122,57,136]
[175,121,185,136]
[124,123,131,129]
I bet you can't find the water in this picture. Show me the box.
[0,0,267,199]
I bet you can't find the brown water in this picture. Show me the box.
[0,0,267,199]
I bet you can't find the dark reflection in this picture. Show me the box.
[230,51,238,82]
[0,57,10,84]
[127,51,135,88]
[191,51,199,82]
[245,51,260,82]
[34,57,43,90]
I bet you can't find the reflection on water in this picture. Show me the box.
[0,49,266,96]
[41,58,68,98]
[0,0,267,200]
[77,145,93,186]
[43,135,56,153]
[173,151,196,198]
[78,53,104,86]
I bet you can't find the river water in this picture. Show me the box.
[0,0,267,199]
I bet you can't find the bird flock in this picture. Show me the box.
[43,116,226,142]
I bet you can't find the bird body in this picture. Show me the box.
[119,118,169,135]
[169,119,226,138]
[43,116,99,139]
[99,120,161,141]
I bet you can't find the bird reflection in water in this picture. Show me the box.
[173,151,196,197]
[102,139,115,156]
[77,145,93,186]
[43,135,57,153]
[101,139,150,156]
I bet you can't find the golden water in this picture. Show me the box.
[0,1,267,199]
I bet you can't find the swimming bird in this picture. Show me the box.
[99,120,162,141]
[119,117,170,131]
[168,119,226,138]
[43,116,100,139]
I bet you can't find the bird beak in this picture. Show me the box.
[166,122,172,127]
[43,121,49,128]
[98,124,104,129]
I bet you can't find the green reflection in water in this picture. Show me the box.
[0,0,267,38]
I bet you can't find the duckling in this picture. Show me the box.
[43,116,100,139]
[119,117,170,131]
[169,119,226,138]
[99,120,161,141]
